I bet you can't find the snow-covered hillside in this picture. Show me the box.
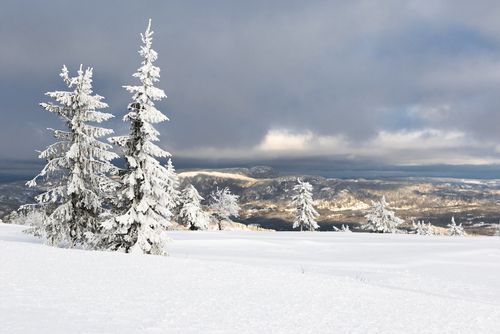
[179,170,258,184]
[1,223,500,333]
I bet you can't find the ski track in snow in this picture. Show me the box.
[1,223,500,333]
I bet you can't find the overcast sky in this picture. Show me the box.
[2,0,500,165]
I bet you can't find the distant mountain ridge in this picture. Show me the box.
[2,167,500,235]
[3,158,500,181]
[178,168,500,234]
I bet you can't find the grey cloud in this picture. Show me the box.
[1,0,500,164]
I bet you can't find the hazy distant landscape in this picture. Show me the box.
[4,158,500,180]
[3,165,500,235]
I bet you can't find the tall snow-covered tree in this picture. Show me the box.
[291,178,319,231]
[104,20,173,255]
[25,65,118,246]
[209,187,240,230]
[363,196,403,233]
[179,184,209,230]
[447,217,466,236]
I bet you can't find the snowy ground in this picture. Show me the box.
[1,223,500,333]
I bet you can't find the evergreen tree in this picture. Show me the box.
[179,184,209,230]
[209,187,240,230]
[25,65,117,246]
[165,158,180,213]
[413,220,435,235]
[333,224,352,232]
[292,178,319,231]
[341,224,352,232]
[363,196,403,233]
[104,20,173,255]
[447,216,466,236]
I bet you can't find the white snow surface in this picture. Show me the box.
[1,223,500,333]
[178,170,257,183]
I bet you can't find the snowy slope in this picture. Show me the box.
[1,223,500,333]
[178,170,258,184]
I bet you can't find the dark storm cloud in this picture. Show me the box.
[2,0,500,163]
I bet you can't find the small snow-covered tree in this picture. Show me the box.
[447,217,466,236]
[7,207,48,237]
[165,158,180,212]
[25,65,117,247]
[210,187,240,230]
[179,184,209,230]
[334,224,352,232]
[494,223,500,237]
[363,196,403,233]
[104,20,173,255]
[292,178,319,231]
[341,224,352,232]
[413,220,435,235]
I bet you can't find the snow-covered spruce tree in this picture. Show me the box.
[447,217,466,236]
[341,224,352,232]
[291,178,319,231]
[179,184,209,230]
[363,196,403,233]
[25,65,118,246]
[413,220,435,235]
[209,187,240,230]
[104,20,173,255]
[334,224,352,232]
[165,158,180,214]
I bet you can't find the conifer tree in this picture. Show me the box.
[333,224,352,232]
[341,224,352,232]
[363,196,403,233]
[104,20,173,255]
[165,158,180,213]
[292,178,319,231]
[179,184,209,230]
[26,65,117,246]
[413,220,435,235]
[447,216,466,236]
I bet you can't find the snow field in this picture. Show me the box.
[1,223,500,333]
